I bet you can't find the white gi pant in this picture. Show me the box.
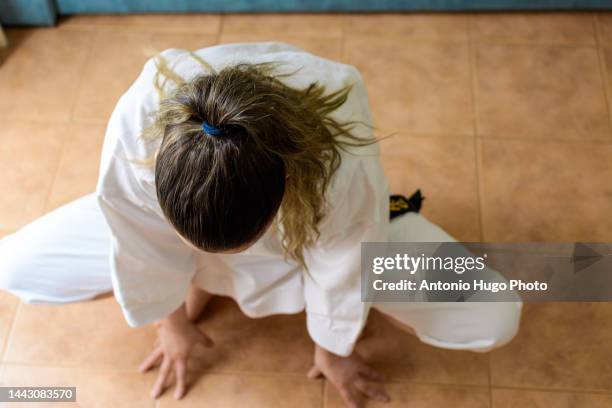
[0,192,522,353]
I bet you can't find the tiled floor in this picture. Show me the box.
[1,11,612,407]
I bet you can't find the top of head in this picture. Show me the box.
[147,62,371,263]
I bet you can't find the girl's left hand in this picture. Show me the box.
[307,345,390,408]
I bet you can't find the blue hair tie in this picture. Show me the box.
[202,121,225,137]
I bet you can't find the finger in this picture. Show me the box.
[307,366,322,379]
[138,346,163,373]
[358,364,386,382]
[151,356,172,399]
[355,377,390,403]
[174,359,188,400]
[198,330,214,347]
[338,385,361,408]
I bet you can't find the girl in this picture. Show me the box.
[0,41,522,407]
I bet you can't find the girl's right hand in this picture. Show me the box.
[137,303,214,400]
[308,345,390,408]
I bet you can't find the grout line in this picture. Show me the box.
[5,360,612,397]
[40,128,71,214]
[467,11,486,244]
[469,40,600,48]
[0,299,18,361]
[344,379,490,390]
[377,131,476,139]
[0,361,491,390]
[57,13,225,36]
[0,362,326,380]
[322,379,328,408]
[346,32,469,45]
[0,117,98,126]
[0,302,22,364]
[490,384,612,397]
[215,13,225,44]
[476,134,612,145]
[339,15,347,64]
[590,11,599,44]
[67,30,96,124]
[346,33,599,48]
[1,361,158,371]
[474,137,487,242]
[70,117,111,126]
[44,24,97,213]
[594,12,612,142]
[487,353,493,407]
[0,116,74,126]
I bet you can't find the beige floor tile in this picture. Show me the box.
[0,364,78,408]
[188,297,314,375]
[381,135,480,241]
[345,13,468,41]
[149,32,219,51]
[58,13,221,35]
[218,34,342,61]
[0,29,92,123]
[0,292,19,361]
[0,121,67,231]
[325,381,489,407]
[356,310,490,386]
[471,12,596,45]
[474,44,611,141]
[491,303,612,391]
[222,14,343,38]
[45,124,106,211]
[479,139,612,241]
[492,388,612,407]
[5,295,311,376]
[4,296,157,369]
[158,373,323,408]
[0,364,156,408]
[596,12,612,46]
[345,37,474,136]
[72,31,217,123]
[218,12,345,60]
[596,46,612,118]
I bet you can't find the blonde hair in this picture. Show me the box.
[132,49,380,268]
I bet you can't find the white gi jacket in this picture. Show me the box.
[95,42,390,357]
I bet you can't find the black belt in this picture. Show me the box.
[390,189,424,220]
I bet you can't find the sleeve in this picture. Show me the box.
[302,158,390,357]
[95,50,198,328]
[300,63,389,357]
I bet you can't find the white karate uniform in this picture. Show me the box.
[0,42,522,357]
